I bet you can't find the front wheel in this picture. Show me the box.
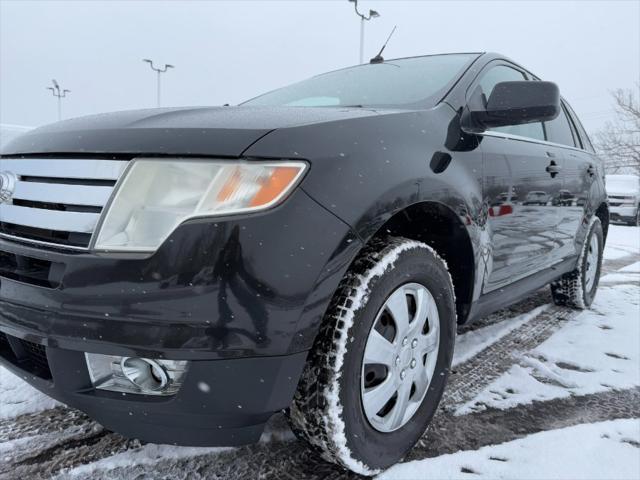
[288,237,456,475]
[551,216,603,309]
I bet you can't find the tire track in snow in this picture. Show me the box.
[442,305,577,409]
[408,387,640,463]
[445,251,640,409]
[47,388,640,480]
[0,431,136,480]
[0,408,90,442]
[601,252,640,275]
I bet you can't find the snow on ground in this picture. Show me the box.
[0,368,59,420]
[456,283,640,415]
[603,225,640,260]
[378,419,640,480]
[600,271,639,284]
[602,260,640,284]
[620,261,640,273]
[451,225,640,416]
[453,305,550,367]
[60,444,232,478]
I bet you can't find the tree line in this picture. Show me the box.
[594,85,640,175]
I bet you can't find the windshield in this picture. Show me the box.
[607,175,640,194]
[243,54,478,108]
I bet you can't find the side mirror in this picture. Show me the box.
[466,81,560,131]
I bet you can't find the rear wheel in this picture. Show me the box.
[627,207,640,226]
[288,237,456,475]
[551,217,603,309]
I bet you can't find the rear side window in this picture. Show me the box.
[477,65,545,142]
[565,102,595,152]
[544,106,575,147]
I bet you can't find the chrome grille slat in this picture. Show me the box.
[13,181,114,206]
[0,204,100,233]
[0,158,129,249]
[0,159,126,180]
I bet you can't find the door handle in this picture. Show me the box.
[546,160,561,178]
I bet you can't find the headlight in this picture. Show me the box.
[93,159,306,252]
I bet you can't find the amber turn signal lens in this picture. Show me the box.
[250,167,302,207]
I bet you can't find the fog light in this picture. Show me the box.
[85,353,187,396]
[121,357,169,392]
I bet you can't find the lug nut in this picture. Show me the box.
[395,356,400,366]
[402,337,408,347]
[411,338,418,349]
[410,359,417,369]
[400,369,407,380]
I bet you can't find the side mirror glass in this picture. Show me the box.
[467,81,560,131]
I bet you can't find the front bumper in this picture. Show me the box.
[610,205,637,221]
[0,331,306,445]
[0,188,360,445]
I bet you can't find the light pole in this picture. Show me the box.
[47,79,70,121]
[143,58,174,107]
[348,0,380,64]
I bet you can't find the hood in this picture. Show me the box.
[0,106,380,158]
[606,175,640,196]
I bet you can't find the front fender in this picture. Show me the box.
[246,104,486,317]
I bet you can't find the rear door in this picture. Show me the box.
[553,102,600,259]
[474,63,564,293]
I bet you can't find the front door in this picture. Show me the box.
[471,62,563,293]
[481,135,563,292]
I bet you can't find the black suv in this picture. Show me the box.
[0,52,608,475]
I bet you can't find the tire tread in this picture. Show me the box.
[288,236,451,474]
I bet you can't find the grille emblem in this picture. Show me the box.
[0,171,17,204]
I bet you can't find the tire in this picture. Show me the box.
[626,208,640,227]
[551,216,603,309]
[288,237,456,475]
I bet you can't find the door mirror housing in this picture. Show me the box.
[464,81,560,132]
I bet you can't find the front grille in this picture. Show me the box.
[0,250,63,288]
[0,332,52,379]
[19,339,51,377]
[0,158,128,250]
[608,195,635,205]
[0,332,10,351]
[0,222,92,248]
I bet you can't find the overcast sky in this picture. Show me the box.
[1,0,638,134]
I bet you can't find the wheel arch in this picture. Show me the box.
[363,201,476,324]
[595,202,609,243]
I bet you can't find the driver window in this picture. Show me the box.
[477,65,545,141]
